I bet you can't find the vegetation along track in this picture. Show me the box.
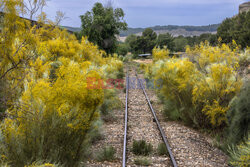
[86,63,228,167]
[122,65,174,167]
[122,63,229,167]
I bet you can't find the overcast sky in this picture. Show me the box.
[43,0,249,28]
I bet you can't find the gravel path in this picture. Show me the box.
[126,69,171,166]
[85,88,125,167]
[145,87,229,167]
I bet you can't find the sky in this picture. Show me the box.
[43,0,249,28]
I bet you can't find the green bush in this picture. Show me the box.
[162,98,181,121]
[86,119,104,144]
[96,146,116,162]
[100,89,121,122]
[0,162,61,167]
[117,67,125,79]
[228,136,250,167]
[0,106,92,167]
[116,43,130,56]
[157,143,169,156]
[132,140,153,156]
[226,81,250,146]
[134,157,151,166]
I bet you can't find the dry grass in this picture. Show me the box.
[133,59,153,64]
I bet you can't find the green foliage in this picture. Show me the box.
[228,137,250,167]
[217,11,250,48]
[156,33,175,51]
[162,99,181,121]
[173,36,188,52]
[140,28,157,53]
[116,43,130,56]
[134,157,152,166]
[0,80,7,114]
[125,34,137,53]
[119,54,133,62]
[80,2,127,54]
[132,140,153,156]
[125,34,137,45]
[100,89,121,122]
[0,161,61,167]
[87,119,104,144]
[96,146,116,162]
[148,42,244,129]
[126,28,157,54]
[0,103,94,166]
[24,162,60,167]
[157,143,169,156]
[0,2,124,166]
[226,81,250,146]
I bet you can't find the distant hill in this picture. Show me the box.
[61,26,81,32]
[61,24,220,39]
[120,24,220,37]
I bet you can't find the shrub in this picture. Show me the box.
[25,162,60,167]
[96,146,116,162]
[0,62,104,167]
[228,137,250,167]
[134,157,151,166]
[152,47,169,62]
[0,80,7,114]
[116,43,130,56]
[152,58,198,125]
[100,89,121,122]
[226,81,250,146]
[86,119,104,144]
[0,2,123,166]
[157,143,169,156]
[162,98,181,121]
[148,42,244,129]
[132,140,153,156]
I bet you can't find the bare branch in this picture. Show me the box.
[0,59,23,79]
[23,0,47,20]
[55,11,66,26]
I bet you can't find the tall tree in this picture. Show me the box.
[141,28,157,53]
[157,33,175,51]
[125,34,137,53]
[173,36,188,52]
[217,11,250,48]
[80,2,127,54]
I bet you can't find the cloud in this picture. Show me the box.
[40,0,247,27]
[117,0,243,8]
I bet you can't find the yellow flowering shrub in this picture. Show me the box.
[229,137,250,167]
[147,42,243,128]
[1,59,104,166]
[192,63,242,126]
[0,0,123,166]
[151,58,199,122]
[152,47,170,62]
[25,162,59,167]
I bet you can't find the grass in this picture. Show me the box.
[132,140,153,156]
[134,157,152,166]
[157,143,169,156]
[96,146,116,162]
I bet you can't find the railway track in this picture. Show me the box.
[86,63,228,166]
[122,66,177,167]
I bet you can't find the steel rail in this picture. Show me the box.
[122,70,129,167]
[136,72,178,167]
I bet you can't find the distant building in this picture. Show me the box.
[239,2,250,13]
